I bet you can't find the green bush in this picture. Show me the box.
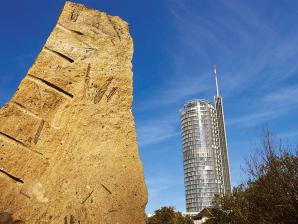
[147,206,193,224]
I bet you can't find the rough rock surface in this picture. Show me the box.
[0,2,147,223]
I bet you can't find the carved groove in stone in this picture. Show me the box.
[27,74,74,99]
[70,9,80,22]
[84,63,91,99]
[0,131,27,148]
[20,191,31,199]
[81,190,94,204]
[57,24,84,36]
[0,168,24,184]
[10,101,39,119]
[107,15,121,40]
[101,184,112,194]
[107,87,118,101]
[93,77,113,104]
[34,120,45,144]
[44,47,75,63]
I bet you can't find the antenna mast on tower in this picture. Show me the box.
[214,64,220,97]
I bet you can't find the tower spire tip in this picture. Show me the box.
[214,64,220,97]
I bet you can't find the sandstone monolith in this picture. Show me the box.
[0,2,147,223]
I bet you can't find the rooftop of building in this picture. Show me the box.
[180,99,214,113]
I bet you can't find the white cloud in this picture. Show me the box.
[227,110,280,127]
[136,112,180,146]
[136,72,211,112]
[137,125,179,146]
[278,131,298,140]
[166,0,298,99]
[146,175,181,197]
[262,85,298,104]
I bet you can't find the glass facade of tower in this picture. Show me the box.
[180,99,231,212]
[215,96,232,194]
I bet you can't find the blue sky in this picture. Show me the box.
[1,0,298,214]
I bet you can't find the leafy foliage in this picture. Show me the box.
[206,131,298,224]
[147,206,193,224]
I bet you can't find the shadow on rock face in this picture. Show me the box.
[0,213,24,224]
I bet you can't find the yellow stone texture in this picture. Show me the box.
[0,2,147,223]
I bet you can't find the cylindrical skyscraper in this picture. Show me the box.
[180,67,231,213]
[180,100,221,212]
